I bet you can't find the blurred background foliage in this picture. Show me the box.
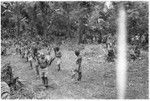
[1,1,149,47]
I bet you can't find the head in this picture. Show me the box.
[47,51,51,55]
[40,53,45,59]
[55,47,60,52]
[36,42,39,45]
[75,50,80,56]
[135,46,139,50]
[41,55,45,59]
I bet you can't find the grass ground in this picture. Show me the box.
[1,44,148,99]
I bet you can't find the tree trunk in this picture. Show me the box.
[16,4,20,43]
[78,18,85,44]
[17,16,20,37]
[33,4,38,37]
[43,15,47,40]
[66,12,72,38]
[39,2,48,40]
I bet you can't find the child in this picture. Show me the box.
[48,47,56,66]
[1,47,7,56]
[54,47,62,71]
[107,43,115,62]
[72,50,82,81]
[45,46,52,65]
[28,49,33,70]
[134,46,140,58]
[24,48,30,62]
[37,54,49,88]
[32,45,38,61]
[130,45,140,61]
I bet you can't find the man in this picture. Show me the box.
[72,50,82,81]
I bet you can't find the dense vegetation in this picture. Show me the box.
[1,1,148,46]
[1,1,149,99]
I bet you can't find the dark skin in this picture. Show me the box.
[54,47,62,71]
[38,56,49,88]
[1,48,6,56]
[48,48,56,65]
[130,46,140,61]
[72,51,82,81]
[29,55,33,70]
[107,44,115,62]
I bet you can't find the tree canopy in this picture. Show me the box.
[1,1,148,45]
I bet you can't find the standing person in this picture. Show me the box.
[48,46,56,66]
[141,34,146,47]
[23,46,30,62]
[106,34,114,48]
[15,43,20,55]
[72,50,82,81]
[130,45,141,61]
[28,48,33,70]
[107,42,115,62]
[1,47,7,56]
[134,45,141,59]
[32,42,39,61]
[37,54,49,88]
[54,47,62,71]
[45,46,53,65]
[130,46,136,61]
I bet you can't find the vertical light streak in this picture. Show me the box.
[117,4,127,99]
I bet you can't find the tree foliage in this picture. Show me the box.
[1,1,148,45]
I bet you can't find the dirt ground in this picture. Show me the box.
[1,44,148,99]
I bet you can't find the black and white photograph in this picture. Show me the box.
[1,1,149,99]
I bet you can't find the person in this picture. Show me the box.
[47,47,56,66]
[33,47,38,60]
[28,49,33,70]
[37,54,49,88]
[1,47,7,56]
[54,47,62,71]
[135,35,140,46]
[23,46,30,62]
[134,46,140,58]
[72,50,82,81]
[107,43,115,62]
[45,47,52,65]
[130,45,140,61]
[106,35,112,48]
[141,34,146,47]
[32,42,39,61]
[1,81,10,99]
[15,44,19,54]
[1,63,13,87]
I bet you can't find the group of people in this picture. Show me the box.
[105,35,141,62]
[2,35,141,89]
[14,41,83,88]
